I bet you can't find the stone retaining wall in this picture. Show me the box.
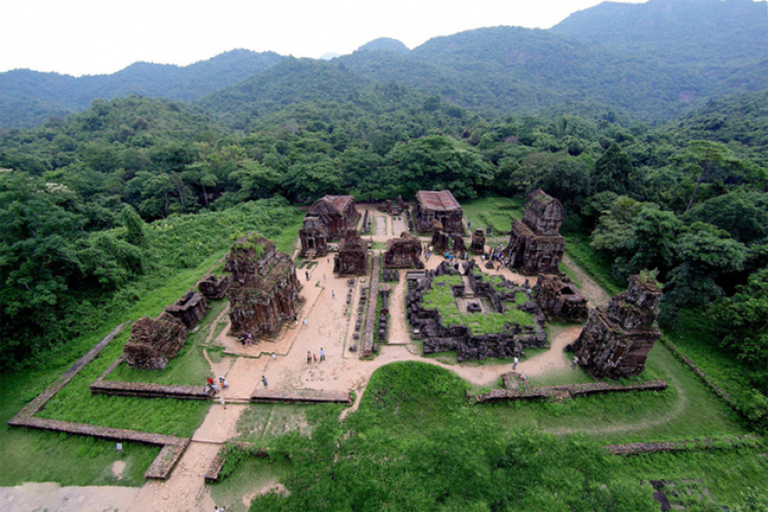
[473,379,668,404]
[90,355,211,400]
[605,435,760,456]
[250,389,352,404]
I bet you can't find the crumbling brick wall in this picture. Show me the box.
[534,272,588,323]
[334,229,368,276]
[123,313,188,370]
[198,274,229,300]
[470,228,485,254]
[164,291,210,329]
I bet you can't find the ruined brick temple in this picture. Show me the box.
[413,190,464,234]
[123,313,188,370]
[571,274,662,379]
[505,189,565,275]
[299,195,360,257]
[226,235,302,339]
[384,232,422,268]
[334,229,368,276]
[470,228,486,254]
[534,273,589,323]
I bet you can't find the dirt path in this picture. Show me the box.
[387,270,409,345]
[561,255,610,308]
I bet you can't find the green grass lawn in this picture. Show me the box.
[0,367,160,487]
[107,299,230,385]
[461,196,524,235]
[480,342,748,444]
[423,274,536,334]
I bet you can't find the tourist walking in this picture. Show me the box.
[307,351,312,365]
[320,347,325,362]
[513,356,518,370]
[571,356,579,368]
[305,270,310,281]
[332,289,335,298]
[262,375,268,387]
[217,396,226,410]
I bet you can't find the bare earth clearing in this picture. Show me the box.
[3,206,607,512]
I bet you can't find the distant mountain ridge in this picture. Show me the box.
[0,50,282,128]
[2,0,767,128]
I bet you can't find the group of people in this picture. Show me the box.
[486,246,507,270]
[205,376,228,395]
[306,347,326,364]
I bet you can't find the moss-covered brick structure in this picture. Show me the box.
[226,234,302,339]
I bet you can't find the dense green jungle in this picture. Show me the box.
[2,0,768,509]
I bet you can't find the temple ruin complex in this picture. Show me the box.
[226,234,302,339]
[299,195,360,257]
[571,274,662,379]
[413,190,464,234]
[505,189,565,275]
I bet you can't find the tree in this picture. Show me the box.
[661,222,746,321]
[679,140,736,213]
[593,143,634,196]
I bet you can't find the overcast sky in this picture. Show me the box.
[2,0,646,77]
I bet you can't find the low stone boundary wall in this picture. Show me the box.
[204,443,269,482]
[90,355,211,400]
[250,389,352,405]
[7,324,192,480]
[605,435,760,456]
[473,379,668,404]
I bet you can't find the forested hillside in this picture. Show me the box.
[2,90,767,406]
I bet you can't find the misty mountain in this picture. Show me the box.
[2,0,767,129]
[0,50,282,129]
[357,38,410,54]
